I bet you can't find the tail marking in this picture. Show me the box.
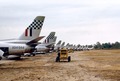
[25,20,43,37]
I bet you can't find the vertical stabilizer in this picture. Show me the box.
[56,40,62,46]
[43,32,56,44]
[53,36,57,44]
[19,16,45,40]
[61,42,65,48]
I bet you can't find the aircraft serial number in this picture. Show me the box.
[12,46,24,49]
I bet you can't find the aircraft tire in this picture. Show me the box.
[0,57,2,60]
[32,54,35,56]
[56,56,60,62]
[68,56,71,62]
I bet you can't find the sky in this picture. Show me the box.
[0,0,120,45]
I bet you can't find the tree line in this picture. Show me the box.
[94,41,120,49]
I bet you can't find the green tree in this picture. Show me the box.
[94,42,102,49]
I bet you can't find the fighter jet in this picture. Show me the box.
[35,32,56,54]
[0,16,45,59]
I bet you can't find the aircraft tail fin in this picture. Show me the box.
[54,40,62,50]
[56,40,62,46]
[19,16,45,40]
[53,36,57,44]
[61,42,65,47]
[45,36,57,48]
[42,32,56,44]
[61,42,65,48]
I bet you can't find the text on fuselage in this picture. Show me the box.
[12,46,24,49]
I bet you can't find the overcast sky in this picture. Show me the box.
[0,0,120,45]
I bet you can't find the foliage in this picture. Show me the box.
[94,41,120,49]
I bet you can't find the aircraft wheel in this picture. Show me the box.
[32,54,35,56]
[68,56,71,62]
[0,57,2,60]
[56,56,60,62]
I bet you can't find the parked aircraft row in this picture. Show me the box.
[24,32,56,56]
[54,40,94,52]
[0,16,94,60]
[0,16,57,60]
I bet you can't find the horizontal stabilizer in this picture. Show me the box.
[46,42,55,48]
[27,36,45,45]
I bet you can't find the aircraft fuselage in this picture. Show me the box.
[0,42,32,56]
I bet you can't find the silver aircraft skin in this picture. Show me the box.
[35,32,56,53]
[60,42,65,49]
[0,16,45,59]
[54,40,62,51]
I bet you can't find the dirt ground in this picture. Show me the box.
[0,50,120,81]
